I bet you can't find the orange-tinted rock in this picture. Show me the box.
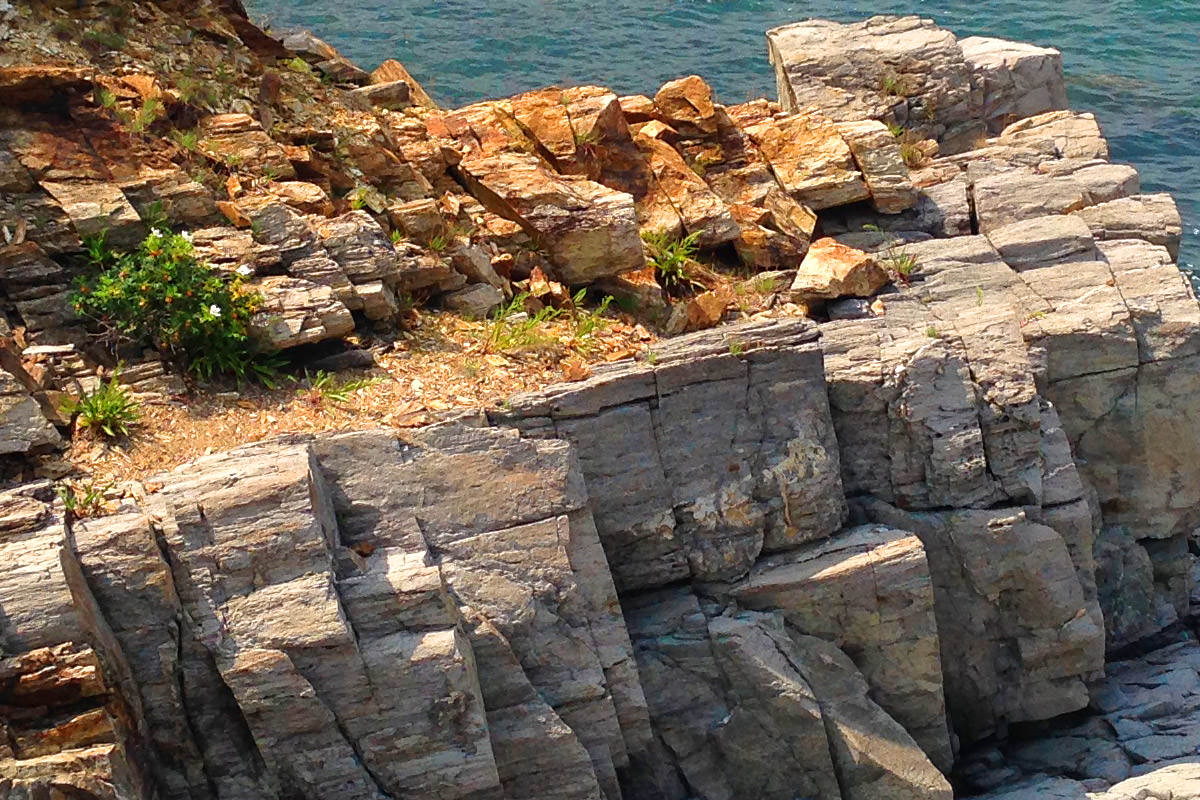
[633,133,739,248]
[730,204,809,271]
[370,59,438,109]
[618,94,659,123]
[791,238,888,299]
[457,152,645,284]
[509,88,580,172]
[0,65,93,105]
[630,120,679,143]
[653,76,720,137]
[665,289,729,333]
[267,181,334,216]
[388,198,444,241]
[198,114,295,180]
[739,111,870,210]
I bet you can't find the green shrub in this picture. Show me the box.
[62,374,140,438]
[72,229,274,382]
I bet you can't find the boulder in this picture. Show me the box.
[791,238,889,300]
[0,367,61,454]
[250,276,355,349]
[960,36,1069,132]
[349,80,412,110]
[997,110,1110,160]
[456,153,645,284]
[652,75,720,137]
[38,180,145,249]
[371,59,438,109]
[442,283,504,318]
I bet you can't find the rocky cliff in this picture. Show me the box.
[2,3,1199,800]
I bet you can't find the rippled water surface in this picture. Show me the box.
[245,0,1199,272]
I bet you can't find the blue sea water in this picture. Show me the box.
[245,0,1199,273]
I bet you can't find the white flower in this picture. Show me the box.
[235,264,254,277]
[209,304,222,318]
[180,230,193,243]
[150,227,167,239]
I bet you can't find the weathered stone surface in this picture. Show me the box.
[835,119,919,213]
[727,525,953,769]
[987,213,1097,269]
[791,238,889,300]
[973,168,1087,232]
[767,16,970,138]
[198,114,295,179]
[371,59,438,109]
[349,79,412,110]
[0,367,61,454]
[961,36,1068,132]
[307,427,651,798]
[495,319,845,590]
[785,631,952,800]
[861,500,1105,742]
[737,109,871,210]
[0,491,147,800]
[38,180,145,249]
[316,210,402,285]
[250,276,355,349]
[997,110,1110,160]
[633,132,739,247]
[622,590,842,800]
[148,440,504,800]
[1073,193,1183,259]
[652,76,720,138]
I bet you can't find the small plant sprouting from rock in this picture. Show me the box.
[571,289,613,345]
[72,229,276,383]
[56,480,113,520]
[297,370,384,407]
[170,128,200,151]
[884,249,918,285]
[428,232,451,253]
[727,337,746,356]
[348,187,371,211]
[925,326,940,339]
[61,374,140,439]
[879,72,909,98]
[482,292,559,352]
[642,230,704,295]
[899,140,926,169]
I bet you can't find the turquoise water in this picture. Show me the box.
[246,0,1199,273]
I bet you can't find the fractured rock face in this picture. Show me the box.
[494,319,846,591]
[727,525,953,770]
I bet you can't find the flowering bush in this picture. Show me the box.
[72,229,275,381]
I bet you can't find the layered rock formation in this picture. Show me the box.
[2,5,1199,800]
